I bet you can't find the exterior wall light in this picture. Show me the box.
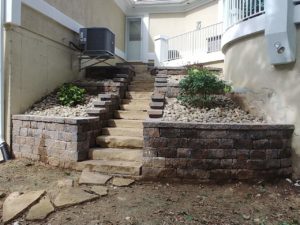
[265,0,296,65]
[274,42,285,54]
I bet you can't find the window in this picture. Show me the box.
[129,20,141,41]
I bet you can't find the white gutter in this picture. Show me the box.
[0,0,10,162]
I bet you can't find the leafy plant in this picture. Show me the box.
[178,68,232,108]
[57,84,86,107]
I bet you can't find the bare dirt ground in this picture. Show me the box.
[0,159,300,225]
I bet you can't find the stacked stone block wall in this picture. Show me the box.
[143,121,294,181]
[12,115,101,168]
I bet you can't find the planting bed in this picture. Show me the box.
[163,97,265,123]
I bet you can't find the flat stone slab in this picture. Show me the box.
[91,186,108,196]
[112,178,135,187]
[53,188,99,209]
[26,196,54,221]
[3,190,46,223]
[57,179,74,188]
[79,170,112,185]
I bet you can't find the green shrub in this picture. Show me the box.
[178,68,232,108]
[57,84,86,107]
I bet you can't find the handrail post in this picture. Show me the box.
[154,35,169,66]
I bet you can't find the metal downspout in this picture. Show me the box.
[0,0,10,161]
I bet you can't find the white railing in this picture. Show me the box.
[165,22,223,63]
[223,0,265,30]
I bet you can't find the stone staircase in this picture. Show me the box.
[77,64,154,177]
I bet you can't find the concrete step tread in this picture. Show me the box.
[122,99,150,104]
[77,160,142,176]
[97,135,143,140]
[120,104,150,111]
[114,110,148,120]
[126,92,153,100]
[108,119,144,128]
[97,135,143,148]
[102,127,143,137]
[79,160,142,168]
[89,148,143,161]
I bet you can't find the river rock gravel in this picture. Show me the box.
[25,93,98,118]
[163,96,266,123]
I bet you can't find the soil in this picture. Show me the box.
[1,160,300,225]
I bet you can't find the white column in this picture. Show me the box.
[265,0,296,65]
[218,0,224,22]
[154,35,169,66]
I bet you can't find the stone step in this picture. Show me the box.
[131,80,154,85]
[114,110,148,120]
[76,160,142,176]
[108,119,143,129]
[122,99,149,105]
[89,148,143,162]
[128,86,154,92]
[96,135,143,149]
[129,83,154,88]
[120,104,150,111]
[126,92,152,99]
[102,127,143,137]
[150,101,164,110]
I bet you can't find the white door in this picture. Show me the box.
[127,18,142,61]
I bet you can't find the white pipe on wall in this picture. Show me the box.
[0,0,10,162]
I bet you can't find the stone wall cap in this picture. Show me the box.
[12,115,99,124]
[143,120,295,130]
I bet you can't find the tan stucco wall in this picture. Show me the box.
[224,30,300,178]
[185,1,220,32]
[45,0,126,51]
[5,5,80,143]
[149,1,219,51]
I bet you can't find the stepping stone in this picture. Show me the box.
[3,190,46,223]
[26,196,54,221]
[112,178,135,187]
[53,188,98,209]
[79,170,112,185]
[91,186,108,196]
[57,179,74,188]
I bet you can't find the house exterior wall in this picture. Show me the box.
[44,0,126,52]
[5,5,80,144]
[223,29,300,178]
[149,1,220,52]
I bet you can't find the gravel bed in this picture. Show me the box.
[163,96,266,123]
[25,93,98,118]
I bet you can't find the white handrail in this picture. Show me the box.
[164,22,223,63]
[223,0,265,30]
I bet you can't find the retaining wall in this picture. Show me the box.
[12,115,102,168]
[143,120,294,181]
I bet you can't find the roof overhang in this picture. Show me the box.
[114,0,217,14]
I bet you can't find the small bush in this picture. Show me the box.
[178,68,232,108]
[57,84,86,107]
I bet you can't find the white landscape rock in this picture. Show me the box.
[91,186,108,196]
[2,190,46,223]
[26,196,55,221]
[79,170,112,185]
[53,188,99,209]
[163,97,266,124]
[112,178,135,187]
